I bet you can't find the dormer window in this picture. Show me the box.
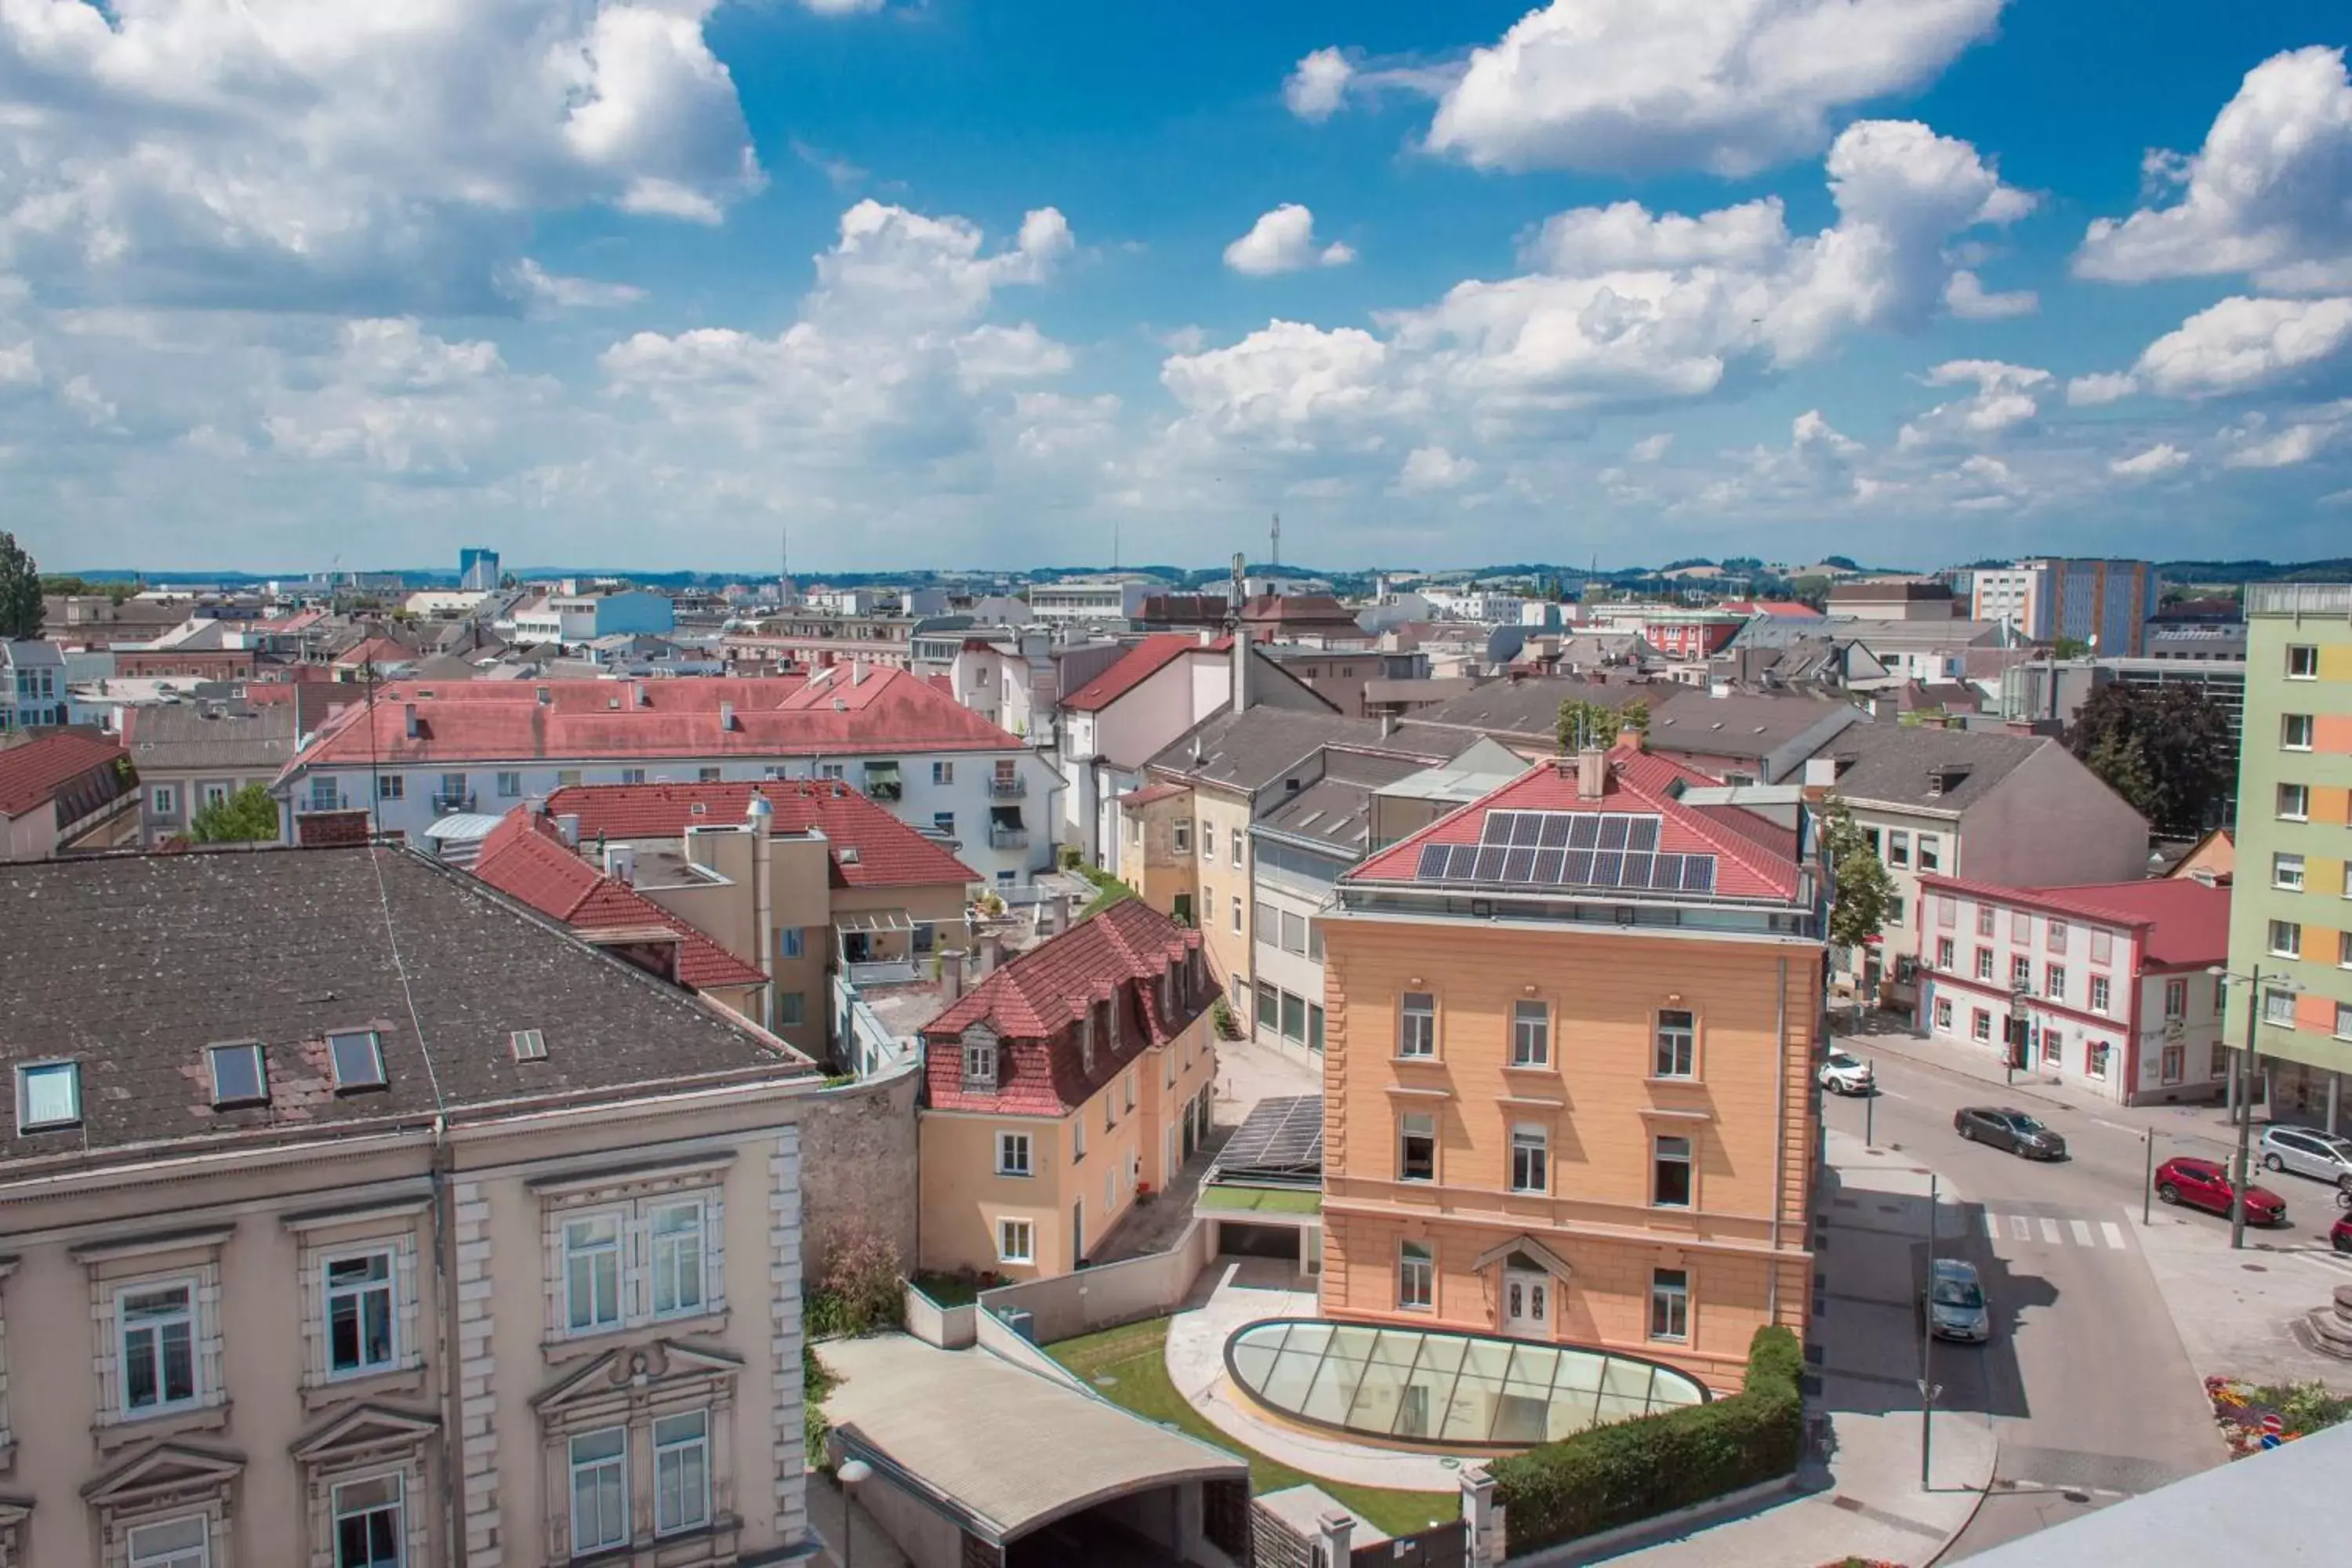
[960,1025,998,1091]
[328,1029,387,1093]
[1078,1015,1094,1076]
[16,1060,82,1131]
[206,1040,268,1108]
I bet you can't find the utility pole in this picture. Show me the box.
[1920,1171,1940,1490]
[2231,963,2262,1251]
[1269,512,1279,571]
[2143,1130,2156,1226]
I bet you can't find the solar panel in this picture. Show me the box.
[1474,846,1509,880]
[1621,852,1653,888]
[1412,811,1721,898]
[1563,848,1594,882]
[1483,811,1518,845]
[1652,852,1683,889]
[1597,816,1630,851]
[1683,857,1716,892]
[1593,850,1623,884]
[1416,844,1454,879]
[1214,1094,1325,1182]
[1533,848,1566,883]
[1627,817,1660,853]
[1537,814,1573,848]
[1511,812,1544,848]
[1568,816,1600,848]
[1504,847,1537,881]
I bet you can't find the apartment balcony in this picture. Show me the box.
[846,958,920,987]
[431,793,477,815]
[989,826,1031,850]
[986,775,1028,799]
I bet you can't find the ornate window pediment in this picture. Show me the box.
[532,1339,745,1417]
[82,1442,247,1509]
[289,1403,440,1465]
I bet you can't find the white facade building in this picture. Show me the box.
[1026,578,1156,624]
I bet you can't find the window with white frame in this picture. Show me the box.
[1918,833,1941,873]
[1510,1125,1548,1193]
[1399,1112,1437,1182]
[2287,644,2319,679]
[1200,823,1214,861]
[996,1130,1033,1176]
[998,1218,1034,1264]
[333,1473,405,1568]
[1651,1134,1693,1208]
[2088,1041,2112,1080]
[1231,831,1242,869]
[2282,713,2315,750]
[2337,1003,2352,1040]
[1975,948,1994,981]
[654,1410,712,1537]
[2011,909,2031,941]
[1230,895,1242,934]
[2280,782,2310,820]
[650,1200,706,1319]
[1172,818,1191,854]
[2265,989,2298,1025]
[2012,954,2032,990]
[932,760,954,785]
[1933,997,1953,1031]
[2165,977,2188,1017]
[1649,1269,1690,1341]
[497,770,524,798]
[961,1026,997,1091]
[325,1250,397,1378]
[562,1214,624,1334]
[1936,937,1955,968]
[2269,920,2303,959]
[569,1427,630,1555]
[1510,999,1549,1066]
[1654,1009,1697,1078]
[377,774,404,801]
[16,1058,81,1131]
[2045,964,2066,1001]
[2090,975,2111,1014]
[1976,905,1995,937]
[2089,927,2113,964]
[127,1516,211,1568]
[2275,852,2305,891]
[2046,919,2069,953]
[1399,992,1436,1058]
[1972,1009,1991,1042]
[2342,930,2352,969]
[151,784,179,816]
[1398,1240,1433,1309]
[118,1281,199,1416]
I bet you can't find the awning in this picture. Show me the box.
[863,761,902,782]
[833,910,914,935]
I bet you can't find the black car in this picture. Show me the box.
[1954,1106,2067,1160]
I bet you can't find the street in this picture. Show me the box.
[1815,1047,2321,1559]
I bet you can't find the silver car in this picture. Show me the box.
[2259,1127,2352,1191]
[1922,1258,1990,1344]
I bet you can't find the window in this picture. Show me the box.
[651,1200,706,1318]
[1399,1112,1436,1182]
[2282,713,2315,750]
[118,1281,198,1414]
[934,811,955,835]
[148,782,180,816]
[2269,920,2303,959]
[1511,1000,1550,1067]
[2090,975,2111,1014]
[1232,832,1243,869]
[1886,829,1910,868]
[2012,955,2032,990]
[495,770,523,798]
[1399,993,1436,1058]
[2279,782,2310,821]
[1308,1003,1325,1052]
[2275,853,2306,891]
[1976,906,1995,937]
[1231,895,1242,935]
[2045,964,2066,1001]
[569,1427,630,1555]
[818,762,844,781]
[2088,1041,2112,1080]
[2337,1003,2352,1041]
[333,1474,404,1568]
[2090,928,2114,964]
[202,782,229,811]
[2343,930,2352,968]
[1933,997,1953,1031]
[619,768,647,786]
[1649,1269,1690,1341]
[778,992,807,1027]
[1123,1068,1137,1112]
[2287,644,2319,679]
[563,1214,624,1333]
[2011,910,2031,941]
[654,1410,711,1537]
[1172,818,1191,854]
[325,1251,397,1377]
[1073,1114,1086,1161]
[932,760,954,785]
[1510,1125,1548,1193]
[16,1059,81,1130]
[2264,989,2298,1025]
[1972,1008,1991,1042]
[376,774,403,801]
[1279,908,1308,955]
[1398,1241,1433,1309]
[1652,1135,1693,1208]
[437,772,466,804]
[998,1218,1034,1264]
[2046,920,2069,954]
[206,1040,267,1108]
[1201,823,1214,861]
[1975,948,1994,981]
[1654,1009,1697,1079]
[328,1029,386,1091]
[1918,833,1940,873]
[1936,937,1955,969]
[557,769,583,789]
[779,927,804,960]
[996,1131,1032,1177]
[697,767,723,783]
[128,1516,211,1568]
[2165,977,2188,1018]
[1280,989,1307,1044]
[310,775,339,811]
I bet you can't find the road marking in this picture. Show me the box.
[2071,1219,2095,1247]
[1983,1212,1999,1239]
[2093,1119,2135,1134]
[2039,1218,2063,1244]
[2011,1215,2032,1241]
[2101,1221,2126,1250]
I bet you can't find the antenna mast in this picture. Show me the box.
[1270,513,1280,571]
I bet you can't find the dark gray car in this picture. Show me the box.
[1955,1105,2067,1160]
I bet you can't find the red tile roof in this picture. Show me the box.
[543,781,979,890]
[282,669,1021,775]
[1721,601,1825,619]
[1117,782,1190,811]
[0,731,130,819]
[1349,742,1802,900]
[1060,635,1207,713]
[1918,874,2230,970]
[470,810,770,989]
[922,898,1208,1117]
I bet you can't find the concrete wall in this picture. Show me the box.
[902,1283,979,1349]
[975,1217,1214,1346]
[800,1064,922,1276]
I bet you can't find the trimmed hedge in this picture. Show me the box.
[1491,1326,1805,1555]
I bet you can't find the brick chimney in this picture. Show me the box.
[1576,745,1607,800]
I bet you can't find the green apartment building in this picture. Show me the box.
[2229,583,2352,1131]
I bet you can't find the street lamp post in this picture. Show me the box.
[2209,964,2303,1251]
[1920,1171,1940,1488]
[836,1457,873,1568]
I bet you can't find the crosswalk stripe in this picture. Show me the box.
[2011,1215,2031,1241]
[2101,1221,2126,1250]
[2071,1220,2095,1247]
[2039,1218,2063,1245]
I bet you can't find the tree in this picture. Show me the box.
[191,784,285,844]
[2052,636,2092,659]
[2065,681,2233,835]
[0,530,42,640]
[1820,800,1895,951]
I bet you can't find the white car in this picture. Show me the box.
[1819,1049,1875,1097]
[2259,1127,2352,1191]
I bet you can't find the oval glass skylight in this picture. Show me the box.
[1224,1319,1708,1448]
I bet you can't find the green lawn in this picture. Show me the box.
[1045,1317,1458,1540]
[1196,1184,1322,1214]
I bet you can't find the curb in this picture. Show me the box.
[1920,1414,1999,1568]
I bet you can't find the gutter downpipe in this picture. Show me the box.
[1769,956,1789,1327]
[429,1113,466,1566]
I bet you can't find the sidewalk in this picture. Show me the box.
[808,1469,911,1568]
[2132,1196,2352,1388]
[1591,1130,1994,1567]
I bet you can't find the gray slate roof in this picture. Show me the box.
[0,847,813,1164]
[1816,724,2049,811]
[125,702,297,771]
[1396,677,1606,742]
[1258,752,1430,858]
[1648,688,1857,760]
[1146,709,1451,795]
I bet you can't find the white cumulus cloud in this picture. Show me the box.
[1897,361,2053,448]
[1398,445,1477,491]
[2067,372,2139,406]
[1944,270,2038,319]
[2131,295,2352,399]
[1283,48,1356,122]
[1224,205,1357,276]
[2109,444,2190,478]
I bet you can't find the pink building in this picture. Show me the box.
[1914,875,2232,1105]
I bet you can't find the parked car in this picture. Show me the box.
[1819,1049,1875,1097]
[2333,1213,2352,1255]
[1953,1106,2067,1160]
[1920,1258,1991,1344]
[2154,1156,2287,1225]
[2259,1126,2352,1191]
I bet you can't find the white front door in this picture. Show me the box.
[1504,1269,1551,1338]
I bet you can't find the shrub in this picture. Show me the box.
[1492,1326,1804,1555]
[803,1344,835,1471]
[804,1220,906,1340]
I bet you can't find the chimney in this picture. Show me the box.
[1708,680,1730,699]
[1378,712,1396,739]
[852,659,869,686]
[402,702,419,739]
[634,681,650,707]
[535,685,551,706]
[555,813,581,847]
[604,843,636,885]
[1575,745,1607,800]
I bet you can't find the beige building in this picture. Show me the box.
[0,845,826,1568]
[917,899,1219,1278]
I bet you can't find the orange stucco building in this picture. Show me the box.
[1318,743,1825,1392]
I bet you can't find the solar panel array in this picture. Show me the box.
[1414,810,1717,895]
[1214,1094,1325,1181]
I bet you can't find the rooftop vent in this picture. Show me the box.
[510,1029,547,1062]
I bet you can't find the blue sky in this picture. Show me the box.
[3,1,2350,574]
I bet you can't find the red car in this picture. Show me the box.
[2155,1156,2287,1225]
[2332,1213,2351,1255]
